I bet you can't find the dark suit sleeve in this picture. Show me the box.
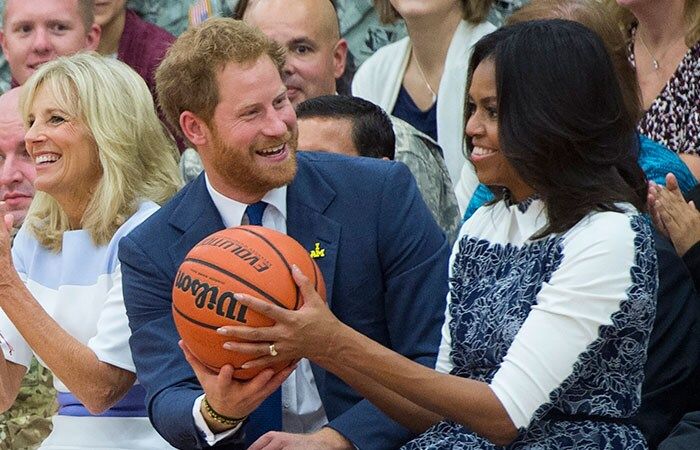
[682,242,700,293]
[659,412,700,450]
[326,162,451,449]
[634,232,700,448]
[120,234,245,449]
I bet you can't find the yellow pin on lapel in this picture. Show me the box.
[310,242,325,259]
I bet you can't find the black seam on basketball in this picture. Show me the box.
[237,228,301,310]
[184,257,289,309]
[173,304,220,330]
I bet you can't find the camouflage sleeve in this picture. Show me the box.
[0,58,12,94]
[0,358,56,450]
[126,0,238,35]
[487,0,531,27]
[179,148,204,183]
[391,118,461,245]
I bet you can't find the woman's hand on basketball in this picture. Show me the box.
[218,265,345,366]
[179,340,294,423]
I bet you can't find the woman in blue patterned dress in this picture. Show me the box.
[224,20,658,449]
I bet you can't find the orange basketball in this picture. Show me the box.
[172,225,326,380]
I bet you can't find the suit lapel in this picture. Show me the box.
[286,158,340,307]
[167,174,225,267]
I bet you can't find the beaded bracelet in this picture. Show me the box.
[203,397,248,427]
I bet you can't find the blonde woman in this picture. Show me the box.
[0,53,181,449]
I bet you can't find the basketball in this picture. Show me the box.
[172,225,326,379]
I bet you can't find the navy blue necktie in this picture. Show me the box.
[244,201,267,226]
[242,201,283,444]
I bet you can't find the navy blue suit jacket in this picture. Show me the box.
[119,152,450,449]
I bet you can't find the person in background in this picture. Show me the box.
[352,0,496,213]
[649,173,700,450]
[0,53,181,449]
[0,88,33,231]
[92,0,183,151]
[464,0,697,223]
[296,95,396,159]
[237,0,349,105]
[0,87,55,450]
[93,0,174,98]
[296,94,460,243]
[221,19,658,450]
[0,0,100,89]
[608,0,700,179]
[650,174,700,283]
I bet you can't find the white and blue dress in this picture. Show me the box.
[403,198,658,449]
[0,201,174,449]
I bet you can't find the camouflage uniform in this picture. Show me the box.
[390,117,461,244]
[0,359,56,450]
[335,0,407,66]
[0,229,57,450]
[126,0,236,36]
[487,0,531,27]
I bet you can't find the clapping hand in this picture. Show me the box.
[648,173,700,256]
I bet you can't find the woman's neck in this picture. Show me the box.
[631,0,686,47]
[55,192,91,231]
[405,9,462,80]
[97,9,127,55]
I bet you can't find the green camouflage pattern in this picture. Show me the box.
[126,0,236,36]
[390,117,461,245]
[0,358,56,450]
[336,0,407,66]
[488,0,531,27]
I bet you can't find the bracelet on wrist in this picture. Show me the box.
[203,397,248,427]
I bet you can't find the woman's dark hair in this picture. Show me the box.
[466,19,647,237]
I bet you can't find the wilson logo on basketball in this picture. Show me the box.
[174,271,249,323]
[198,236,271,273]
[172,225,326,378]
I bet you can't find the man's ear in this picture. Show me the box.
[332,38,348,80]
[180,111,211,148]
[85,23,101,51]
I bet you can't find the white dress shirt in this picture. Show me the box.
[193,175,327,445]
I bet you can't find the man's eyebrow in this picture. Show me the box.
[46,19,74,28]
[288,37,315,47]
[8,19,33,29]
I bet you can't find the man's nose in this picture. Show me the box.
[31,28,52,54]
[0,158,23,186]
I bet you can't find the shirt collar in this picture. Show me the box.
[204,173,287,228]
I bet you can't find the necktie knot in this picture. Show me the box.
[245,201,267,226]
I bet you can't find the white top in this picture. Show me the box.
[196,175,327,445]
[352,19,496,212]
[0,201,175,449]
[436,199,650,428]
[1,202,159,385]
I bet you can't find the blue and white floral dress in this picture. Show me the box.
[403,198,658,449]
